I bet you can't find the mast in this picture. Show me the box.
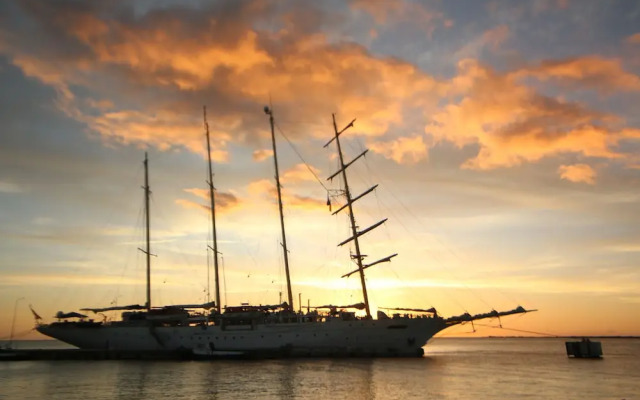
[8,297,24,349]
[324,114,397,319]
[143,152,151,311]
[264,106,294,311]
[204,106,221,314]
[331,115,370,318]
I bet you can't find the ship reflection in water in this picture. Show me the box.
[1,338,638,399]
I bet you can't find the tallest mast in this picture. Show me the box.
[264,106,294,311]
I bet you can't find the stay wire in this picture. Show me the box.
[472,322,560,337]
[362,159,496,312]
[274,121,329,192]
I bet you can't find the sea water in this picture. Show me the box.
[0,338,638,399]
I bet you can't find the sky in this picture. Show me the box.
[1,0,639,340]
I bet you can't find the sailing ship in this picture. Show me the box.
[35,108,533,357]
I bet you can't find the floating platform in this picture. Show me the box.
[565,338,603,358]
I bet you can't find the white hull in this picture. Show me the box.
[37,316,449,357]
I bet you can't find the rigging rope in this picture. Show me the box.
[271,118,527,318]
[361,161,498,312]
[472,322,559,337]
[274,121,329,191]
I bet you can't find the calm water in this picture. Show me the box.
[1,338,638,399]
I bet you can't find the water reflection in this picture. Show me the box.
[115,362,151,399]
[2,339,637,399]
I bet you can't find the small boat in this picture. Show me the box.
[565,338,603,358]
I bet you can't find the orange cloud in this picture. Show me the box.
[284,193,326,210]
[246,178,324,210]
[177,188,239,213]
[558,164,596,184]
[518,56,640,92]
[2,2,639,180]
[428,59,635,170]
[1,2,445,154]
[247,179,274,197]
[7,54,233,160]
[253,149,273,162]
[183,188,210,201]
[626,33,640,44]
[90,110,230,159]
[282,163,321,183]
[175,198,208,213]
[89,29,273,91]
[369,135,428,164]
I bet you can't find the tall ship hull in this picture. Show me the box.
[37,315,449,357]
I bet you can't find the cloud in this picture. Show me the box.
[1,1,639,180]
[517,56,640,93]
[455,25,511,59]
[246,178,324,210]
[177,187,239,213]
[284,193,326,210]
[0,0,445,153]
[90,110,231,160]
[183,188,210,201]
[281,163,321,183]
[349,0,447,37]
[349,0,404,24]
[428,59,638,170]
[482,25,510,51]
[558,164,597,184]
[369,135,428,164]
[626,33,640,45]
[247,179,274,197]
[252,149,273,162]
[175,198,208,213]
[0,181,24,193]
